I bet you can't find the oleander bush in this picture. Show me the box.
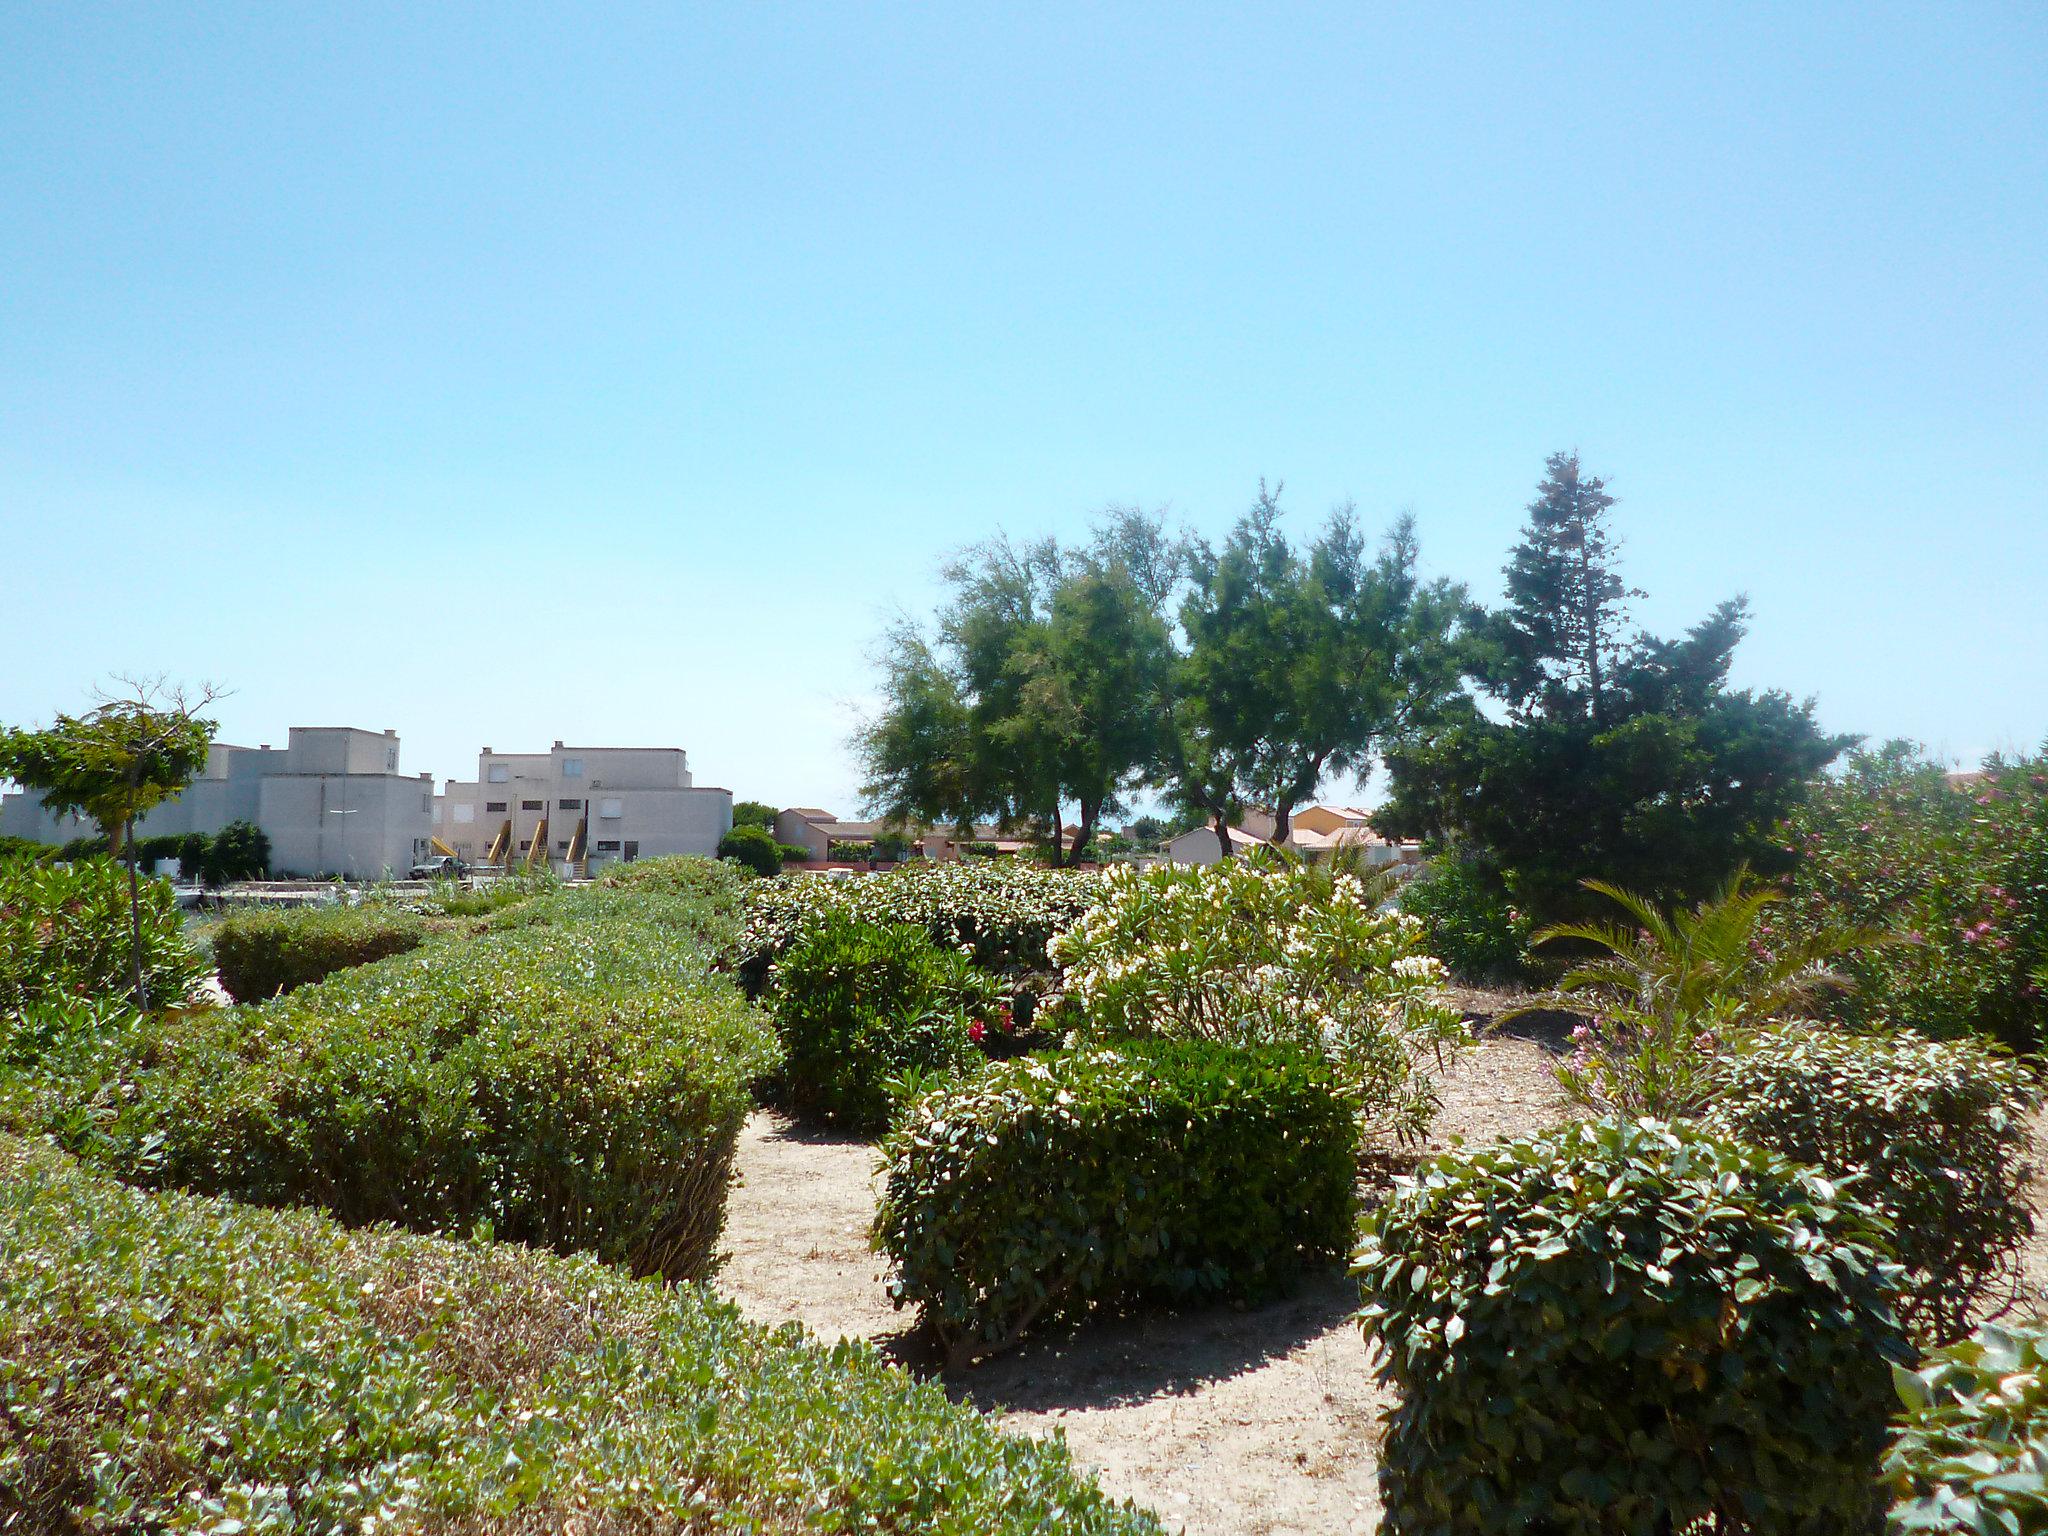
[876,1040,1358,1364]
[209,902,427,1000]
[0,1134,1162,1536]
[1,879,780,1281]
[1885,1320,2048,1532]
[1778,741,2048,1051]
[740,860,1101,981]
[768,910,1004,1134]
[1703,1022,2039,1345]
[1354,1117,1910,1535]
[0,854,204,1014]
[1049,857,1466,1142]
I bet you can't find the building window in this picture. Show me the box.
[594,840,620,853]
[387,749,399,771]
[485,801,505,814]
[598,798,623,819]
[421,794,432,812]
[521,800,543,811]
[562,758,584,778]
[518,840,531,852]
[556,839,570,852]
[453,804,476,825]
[623,840,639,863]
[558,798,582,810]
[487,764,509,783]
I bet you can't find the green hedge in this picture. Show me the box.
[876,1041,1358,1364]
[0,1135,1162,1535]
[1704,1023,2039,1345]
[209,903,428,1001]
[0,854,204,1014]
[1885,1320,2048,1532]
[3,878,780,1282]
[1355,1117,1909,1535]
[769,911,1003,1134]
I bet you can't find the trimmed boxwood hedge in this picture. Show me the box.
[1,875,780,1282]
[0,1135,1162,1535]
[875,1040,1358,1364]
[1355,1117,1911,1535]
[209,902,428,1000]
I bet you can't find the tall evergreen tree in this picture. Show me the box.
[1382,454,1850,923]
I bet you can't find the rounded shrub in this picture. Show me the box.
[1703,1023,2038,1345]
[718,823,783,877]
[209,902,427,1000]
[1396,854,1531,983]
[876,1040,1359,1364]
[1885,1320,2048,1532]
[1354,1117,1910,1535]
[768,911,1001,1134]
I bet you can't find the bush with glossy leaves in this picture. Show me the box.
[0,854,204,1014]
[0,1135,1162,1536]
[1354,1117,1910,1535]
[1885,1320,2048,1533]
[768,910,1002,1134]
[877,1040,1357,1364]
[1704,1022,2038,1345]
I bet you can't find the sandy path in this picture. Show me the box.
[713,1021,1569,1536]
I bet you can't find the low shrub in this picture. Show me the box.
[0,1135,1161,1535]
[779,841,811,862]
[2,879,780,1281]
[0,854,204,1014]
[1355,1117,1909,1535]
[876,1040,1358,1364]
[768,910,1003,1134]
[718,823,783,876]
[1703,1023,2038,1345]
[740,859,1101,978]
[1397,854,1532,981]
[209,902,428,1000]
[1885,1320,2048,1532]
[1049,857,1466,1141]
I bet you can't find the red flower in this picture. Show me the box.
[968,1020,987,1045]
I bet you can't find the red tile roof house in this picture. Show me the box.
[771,808,1034,869]
[1164,803,1422,867]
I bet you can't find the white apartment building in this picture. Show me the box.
[434,741,731,873]
[0,726,436,879]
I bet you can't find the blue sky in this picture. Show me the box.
[4,4,2044,814]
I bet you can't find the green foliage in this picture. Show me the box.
[0,1135,1162,1536]
[0,834,55,863]
[1521,872,1870,1119]
[1355,1117,1910,1535]
[1163,485,1471,846]
[717,822,783,876]
[1050,856,1466,1142]
[1885,1320,2048,1533]
[858,512,1179,867]
[740,859,1102,977]
[2,878,780,1281]
[1381,452,1851,929]
[731,798,778,829]
[209,902,428,1001]
[779,840,811,862]
[768,910,1002,1134]
[203,818,270,882]
[0,855,204,1016]
[1704,1023,2039,1346]
[1778,741,2048,1051]
[876,1040,1358,1364]
[1397,855,1531,981]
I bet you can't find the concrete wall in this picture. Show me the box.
[441,743,727,870]
[774,811,830,860]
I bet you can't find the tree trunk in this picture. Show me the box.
[1272,802,1293,847]
[124,814,147,1012]
[1069,801,1100,866]
[1212,809,1235,858]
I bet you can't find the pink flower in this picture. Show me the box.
[968,1020,987,1045]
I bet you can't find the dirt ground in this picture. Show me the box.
[714,992,1573,1536]
[714,996,2048,1535]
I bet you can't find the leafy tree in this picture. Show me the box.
[0,678,220,1009]
[1161,483,1470,852]
[204,821,271,885]
[731,800,778,831]
[1382,453,1849,923]
[857,515,1175,866]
